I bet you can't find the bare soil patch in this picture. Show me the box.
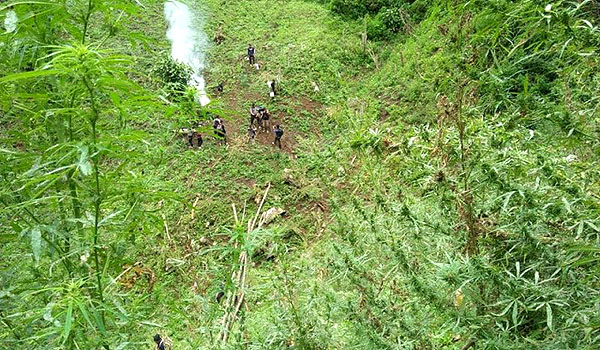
[205,73,322,155]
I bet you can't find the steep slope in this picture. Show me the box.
[0,0,598,349]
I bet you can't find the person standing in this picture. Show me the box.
[219,121,227,145]
[249,103,258,127]
[268,80,276,98]
[247,44,255,65]
[273,124,284,149]
[187,129,195,148]
[257,105,266,130]
[261,109,271,132]
[217,122,226,145]
[213,119,226,145]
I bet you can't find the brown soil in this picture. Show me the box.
[238,177,257,188]
[205,67,323,156]
[297,96,323,115]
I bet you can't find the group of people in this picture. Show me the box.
[160,42,290,350]
[247,44,283,148]
[183,43,285,150]
[182,117,225,148]
[247,103,284,148]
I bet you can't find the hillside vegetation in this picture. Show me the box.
[1,0,599,349]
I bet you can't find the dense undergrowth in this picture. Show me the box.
[1,0,599,349]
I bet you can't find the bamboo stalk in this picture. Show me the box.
[162,213,170,241]
[219,184,271,344]
[191,196,200,220]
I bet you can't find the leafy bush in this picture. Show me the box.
[367,6,408,40]
[153,53,192,95]
[366,13,391,40]
[405,0,430,23]
[329,0,392,18]
[363,0,392,14]
[379,6,406,33]
[329,0,367,18]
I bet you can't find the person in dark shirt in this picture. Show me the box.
[247,44,255,65]
[154,334,165,350]
[187,130,203,148]
[216,122,226,145]
[269,80,276,98]
[257,105,265,130]
[273,125,284,149]
[261,109,271,132]
[249,103,258,127]
[212,119,224,145]
[187,130,195,148]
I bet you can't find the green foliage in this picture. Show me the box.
[2,0,600,349]
[350,126,385,153]
[0,0,168,348]
[366,12,391,40]
[328,0,391,18]
[153,53,192,94]
[0,42,160,347]
[366,6,408,41]
[327,0,430,40]
[328,0,600,347]
[379,6,406,33]
[329,0,368,18]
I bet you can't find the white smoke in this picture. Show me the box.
[4,10,17,33]
[164,1,210,106]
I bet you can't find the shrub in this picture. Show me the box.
[367,5,409,41]
[329,0,392,18]
[364,0,392,14]
[329,0,367,18]
[366,13,391,40]
[153,53,192,95]
[380,6,406,33]
[406,0,430,23]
